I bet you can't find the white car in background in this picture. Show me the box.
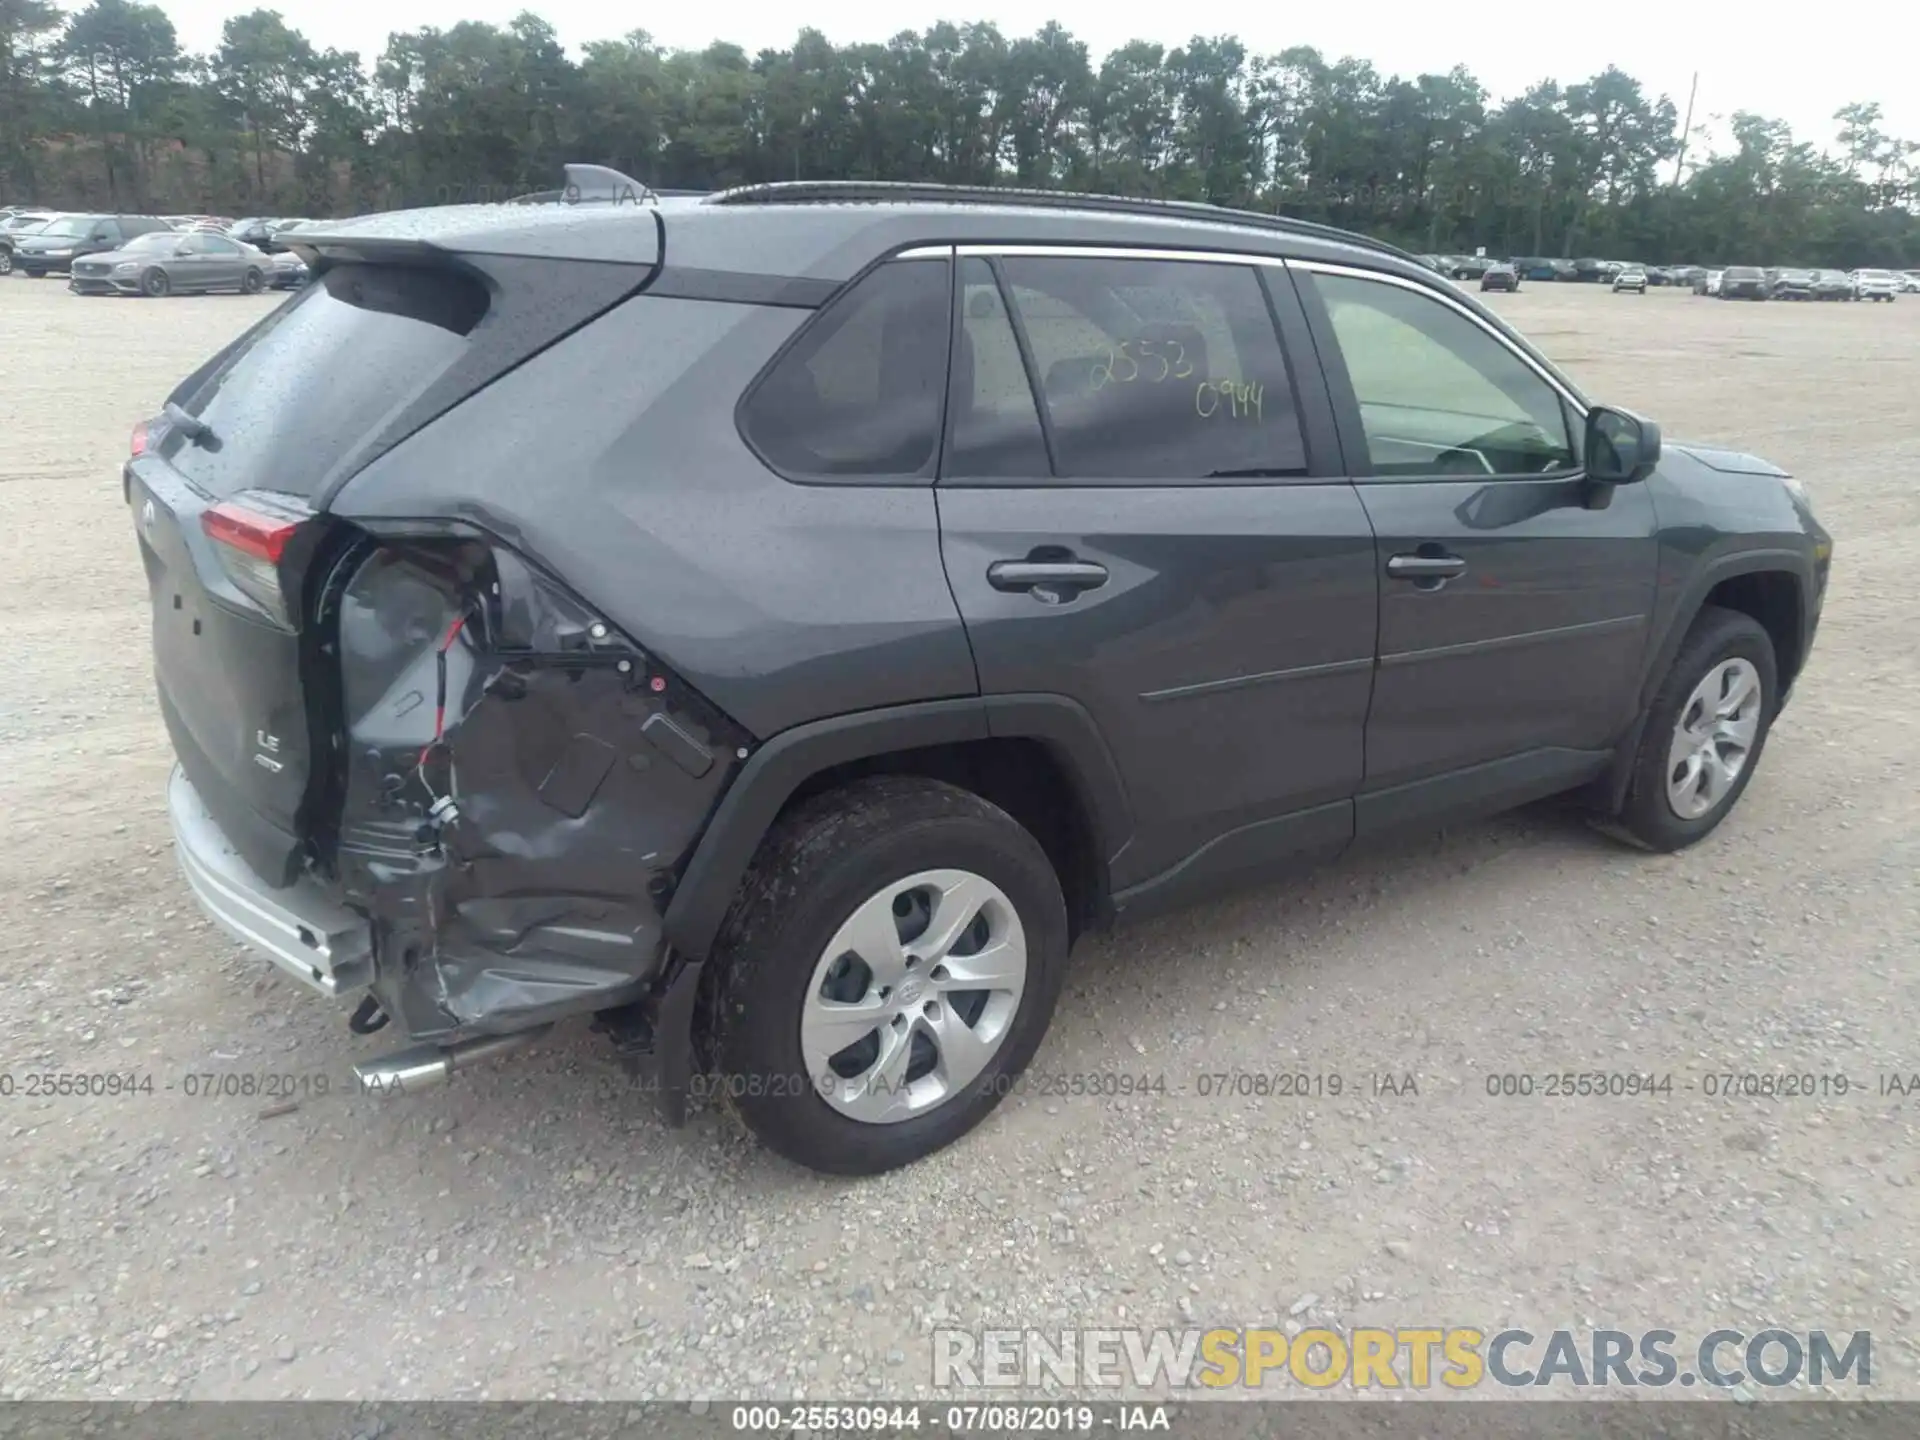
[1851,269,1900,302]
[1900,271,1920,294]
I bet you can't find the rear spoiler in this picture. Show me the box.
[286,164,674,269]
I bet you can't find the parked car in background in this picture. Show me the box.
[71,229,270,296]
[1513,257,1561,281]
[1573,257,1609,282]
[12,213,171,276]
[1612,266,1648,293]
[1851,269,1900,302]
[1478,260,1519,292]
[1720,266,1769,300]
[129,170,1831,1174]
[227,216,306,251]
[264,218,310,251]
[1807,270,1851,301]
[1899,271,1920,293]
[67,230,193,294]
[0,210,59,274]
[1770,268,1815,300]
[1693,269,1722,296]
[266,248,310,289]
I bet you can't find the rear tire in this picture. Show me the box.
[141,268,169,298]
[0,249,11,276]
[1608,606,1778,853]
[710,776,1069,1175]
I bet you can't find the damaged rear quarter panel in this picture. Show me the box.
[325,291,979,740]
[325,536,748,1042]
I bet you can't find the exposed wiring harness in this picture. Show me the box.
[414,613,468,823]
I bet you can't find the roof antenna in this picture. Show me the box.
[562,164,655,207]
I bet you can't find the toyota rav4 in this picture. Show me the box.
[131,169,1831,1175]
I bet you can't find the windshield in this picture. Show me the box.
[35,218,95,240]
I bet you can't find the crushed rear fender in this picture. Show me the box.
[315,523,750,1043]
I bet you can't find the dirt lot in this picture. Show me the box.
[1,276,1916,1403]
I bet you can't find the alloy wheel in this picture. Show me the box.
[1665,658,1763,820]
[800,868,1027,1124]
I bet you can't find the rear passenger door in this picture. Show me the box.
[936,246,1378,905]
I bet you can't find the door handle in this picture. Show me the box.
[987,560,1109,594]
[1386,553,1467,581]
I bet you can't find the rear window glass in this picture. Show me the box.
[738,258,951,480]
[164,264,488,497]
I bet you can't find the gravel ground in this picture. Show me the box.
[1,277,1916,1403]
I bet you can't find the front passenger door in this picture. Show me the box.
[1296,264,1659,831]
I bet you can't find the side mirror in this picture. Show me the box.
[1585,405,1660,485]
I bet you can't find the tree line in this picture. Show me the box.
[4,2,1918,266]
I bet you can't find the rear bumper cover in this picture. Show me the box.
[169,765,371,996]
[168,762,702,1121]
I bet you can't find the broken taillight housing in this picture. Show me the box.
[202,492,309,626]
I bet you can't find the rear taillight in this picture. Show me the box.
[131,420,149,456]
[201,493,309,626]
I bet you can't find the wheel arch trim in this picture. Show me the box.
[661,693,1132,961]
[1600,547,1812,814]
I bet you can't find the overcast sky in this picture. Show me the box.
[155,0,1917,159]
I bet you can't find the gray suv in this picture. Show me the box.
[130,170,1831,1174]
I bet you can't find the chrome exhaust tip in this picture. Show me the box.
[354,1025,552,1096]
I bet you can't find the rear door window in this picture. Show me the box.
[739,257,952,482]
[163,263,489,498]
[994,255,1308,481]
[946,257,1051,480]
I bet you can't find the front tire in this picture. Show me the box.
[141,268,169,298]
[1610,606,1778,852]
[240,267,264,294]
[710,776,1069,1175]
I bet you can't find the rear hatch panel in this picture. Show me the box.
[132,460,317,884]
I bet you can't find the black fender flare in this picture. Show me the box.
[661,693,1132,961]
[1599,546,1814,813]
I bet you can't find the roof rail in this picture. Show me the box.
[705,180,1418,264]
